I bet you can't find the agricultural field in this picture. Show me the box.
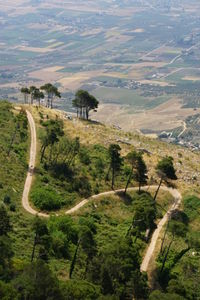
[1,1,200,144]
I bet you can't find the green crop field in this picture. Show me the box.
[92,87,170,109]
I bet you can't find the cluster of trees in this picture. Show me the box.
[0,205,67,299]
[151,194,200,300]
[107,144,177,199]
[0,203,12,281]
[40,118,65,163]
[39,118,81,173]
[127,193,157,241]
[2,101,200,299]
[20,83,61,108]
[85,237,149,299]
[7,108,28,157]
[34,117,92,210]
[72,90,99,120]
[1,190,200,300]
[36,111,178,212]
[0,203,149,299]
[21,86,99,120]
[0,102,28,161]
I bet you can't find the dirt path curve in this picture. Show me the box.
[140,187,182,272]
[178,121,187,138]
[23,110,182,273]
[22,110,48,218]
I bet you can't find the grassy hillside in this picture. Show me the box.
[0,102,200,300]
[29,105,200,195]
[148,193,200,300]
[0,102,35,261]
[28,105,200,300]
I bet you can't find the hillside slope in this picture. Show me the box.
[0,102,200,300]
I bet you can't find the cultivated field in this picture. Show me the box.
[1,0,200,137]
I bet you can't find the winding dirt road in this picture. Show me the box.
[140,187,182,272]
[23,110,182,273]
[22,110,48,218]
[178,121,187,138]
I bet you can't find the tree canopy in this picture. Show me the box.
[72,90,99,120]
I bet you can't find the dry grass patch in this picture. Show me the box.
[26,105,200,198]
[17,46,53,53]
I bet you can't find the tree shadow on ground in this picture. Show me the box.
[115,191,133,205]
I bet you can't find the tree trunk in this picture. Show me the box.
[31,233,38,263]
[50,97,53,109]
[80,107,83,118]
[69,239,81,279]
[154,178,163,201]
[105,165,111,181]
[126,224,133,237]
[84,256,90,279]
[139,182,141,194]
[40,145,47,163]
[49,143,53,163]
[171,247,190,269]
[47,94,50,107]
[124,165,134,195]
[111,167,115,190]
[86,108,89,120]
[161,234,174,273]
[160,220,169,255]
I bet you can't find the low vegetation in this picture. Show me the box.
[0,101,200,300]
[149,194,200,299]
[30,109,177,213]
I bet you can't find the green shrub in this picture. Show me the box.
[149,290,185,300]
[79,148,91,165]
[73,176,92,198]
[0,280,19,300]
[31,187,62,211]
[41,175,49,184]
[94,158,105,175]
[61,280,101,300]
[51,230,69,258]
[48,216,78,245]
[60,193,76,207]
[183,195,200,219]
[9,203,16,212]
[3,195,11,205]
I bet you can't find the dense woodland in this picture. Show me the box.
[0,101,200,300]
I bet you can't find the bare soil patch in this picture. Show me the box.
[183,76,200,81]
[57,70,102,90]
[92,98,200,133]
[17,46,53,53]
[28,67,64,83]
